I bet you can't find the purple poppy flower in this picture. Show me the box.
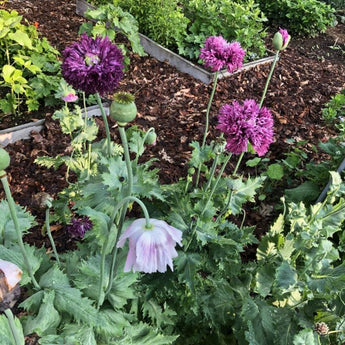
[61,33,124,96]
[62,92,78,102]
[117,218,183,273]
[216,99,274,156]
[67,216,93,238]
[199,36,245,73]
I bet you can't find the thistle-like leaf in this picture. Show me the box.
[226,176,264,215]
[23,289,61,336]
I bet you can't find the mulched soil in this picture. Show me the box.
[1,0,345,265]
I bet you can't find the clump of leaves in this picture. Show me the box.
[0,9,61,120]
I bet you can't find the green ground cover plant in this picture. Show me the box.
[0,9,61,121]
[1,25,345,345]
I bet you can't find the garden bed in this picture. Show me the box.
[75,0,276,84]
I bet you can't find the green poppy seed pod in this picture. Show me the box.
[272,32,283,51]
[110,92,137,126]
[0,147,10,172]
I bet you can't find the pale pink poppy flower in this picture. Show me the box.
[117,218,183,273]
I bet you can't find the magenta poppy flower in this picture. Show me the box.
[117,218,183,273]
[199,36,245,73]
[216,99,274,156]
[61,33,124,96]
[62,92,78,102]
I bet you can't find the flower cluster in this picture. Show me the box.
[117,218,183,273]
[61,33,124,96]
[67,216,93,238]
[216,99,274,156]
[199,36,245,73]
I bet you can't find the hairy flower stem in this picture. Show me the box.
[4,309,23,345]
[0,175,40,290]
[45,207,60,266]
[97,196,150,307]
[259,51,279,108]
[96,93,111,157]
[195,72,219,186]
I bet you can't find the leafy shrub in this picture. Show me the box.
[114,0,189,52]
[319,0,345,10]
[78,3,146,67]
[322,90,345,123]
[258,0,336,36]
[0,9,61,119]
[257,0,337,36]
[180,0,268,61]
[86,0,268,62]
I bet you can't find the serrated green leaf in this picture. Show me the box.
[275,261,297,291]
[0,199,36,244]
[175,251,201,291]
[293,329,318,345]
[142,300,176,328]
[39,266,98,325]
[24,289,61,336]
[96,309,129,338]
[227,176,264,215]
[255,263,275,297]
[107,272,137,309]
[0,244,43,285]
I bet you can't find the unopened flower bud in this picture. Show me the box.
[145,130,157,146]
[110,92,137,126]
[0,147,10,172]
[273,28,291,51]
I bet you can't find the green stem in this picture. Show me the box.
[259,51,280,108]
[83,91,87,128]
[118,126,133,198]
[233,151,245,176]
[204,154,219,192]
[97,196,150,304]
[202,72,218,148]
[201,154,232,217]
[96,93,111,157]
[195,72,219,187]
[45,207,60,266]
[4,309,23,345]
[0,175,40,290]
